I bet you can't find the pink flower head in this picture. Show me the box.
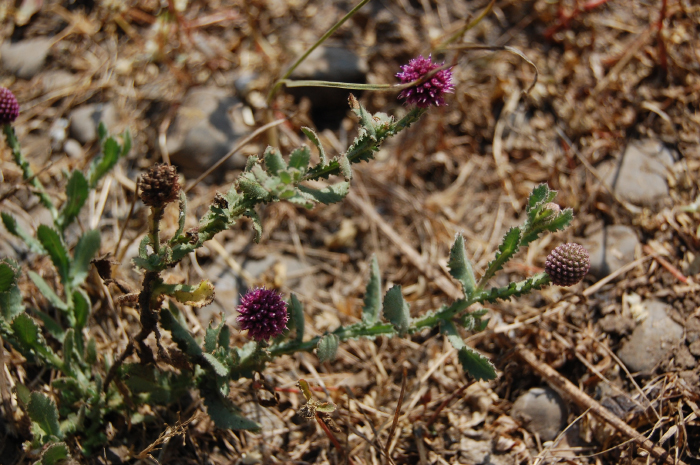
[0,87,19,125]
[236,287,289,341]
[396,55,454,108]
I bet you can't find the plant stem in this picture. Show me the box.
[266,0,371,105]
[3,124,58,220]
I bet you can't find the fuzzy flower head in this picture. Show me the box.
[545,243,590,287]
[0,87,20,126]
[138,163,181,208]
[396,55,454,108]
[236,288,289,341]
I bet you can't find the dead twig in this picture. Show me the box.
[516,344,685,465]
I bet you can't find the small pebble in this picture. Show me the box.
[511,387,567,442]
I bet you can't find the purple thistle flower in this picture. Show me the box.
[396,55,454,108]
[236,287,289,341]
[0,87,19,125]
[545,243,590,287]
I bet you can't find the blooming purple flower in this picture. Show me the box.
[0,87,19,125]
[236,287,289,341]
[396,55,454,108]
[545,243,590,287]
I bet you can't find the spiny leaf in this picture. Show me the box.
[204,319,225,353]
[160,308,202,358]
[33,309,65,341]
[317,333,339,363]
[71,229,101,287]
[27,391,63,440]
[58,170,89,231]
[244,209,263,243]
[297,182,349,205]
[1,212,45,254]
[202,392,260,431]
[441,319,496,381]
[478,227,521,288]
[383,285,410,336]
[28,271,68,312]
[289,146,311,171]
[72,288,90,330]
[448,234,476,297]
[88,127,131,188]
[37,226,70,285]
[526,183,555,214]
[288,294,305,343]
[361,255,381,326]
[40,442,71,465]
[301,127,327,166]
[263,146,286,174]
[202,353,230,377]
[0,259,24,322]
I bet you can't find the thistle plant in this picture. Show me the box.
[0,4,588,461]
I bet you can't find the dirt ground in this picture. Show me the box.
[1,0,700,464]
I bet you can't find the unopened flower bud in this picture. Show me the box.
[545,243,590,286]
[138,163,181,208]
[0,87,20,125]
[236,287,288,341]
[542,203,561,216]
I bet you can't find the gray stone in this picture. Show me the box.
[581,224,639,279]
[1,38,53,79]
[599,139,676,207]
[617,301,684,373]
[69,103,118,144]
[288,46,368,128]
[63,139,83,159]
[511,387,567,442]
[166,86,249,177]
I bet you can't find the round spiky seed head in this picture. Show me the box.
[545,243,590,287]
[236,287,289,342]
[0,87,20,125]
[138,164,181,208]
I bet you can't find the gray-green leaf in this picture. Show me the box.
[448,234,476,297]
[383,285,410,336]
[203,393,260,431]
[58,170,89,231]
[361,255,381,326]
[27,391,64,440]
[71,229,101,287]
[37,226,70,285]
[1,212,45,254]
[317,333,339,362]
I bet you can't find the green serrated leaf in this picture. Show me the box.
[27,391,63,440]
[353,101,377,139]
[1,212,45,254]
[238,173,270,201]
[71,229,101,287]
[0,259,24,322]
[63,328,75,372]
[203,392,260,431]
[58,170,89,231]
[297,182,349,205]
[338,154,352,181]
[204,320,224,353]
[160,308,202,357]
[361,255,381,326]
[72,288,90,330]
[288,294,304,343]
[289,146,311,172]
[28,271,68,312]
[202,353,229,377]
[40,442,70,465]
[172,189,188,242]
[301,127,327,166]
[12,313,42,348]
[263,146,286,174]
[478,227,522,289]
[88,131,126,189]
[85,337,97,364]
[244,210,263,243]
[448,234,476,297]
[441,319,496,380]
[526,183,554,213]
[33,309,65,341]
[458,346,497,381]
[317,333,339,363]
[383,285,410,336]
[36,226,70,285]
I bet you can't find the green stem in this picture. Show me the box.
[149,206,164,255]
[266,0,371,105]
[3,124,58,220]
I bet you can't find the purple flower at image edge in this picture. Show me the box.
[0,87,20,125]
[236,287,289,342]
[396,55,454,108]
